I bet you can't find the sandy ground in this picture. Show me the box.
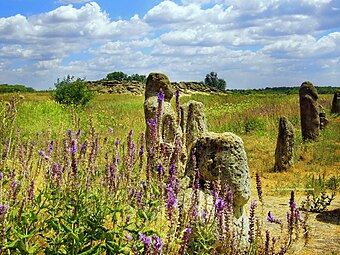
[261,193,340,255]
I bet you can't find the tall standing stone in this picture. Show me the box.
[299,81,320,141]
[331,90,340,114]
[274,117,295,172]
[185,132,251,218]
[144,73,183,169]
[180,100,208,155]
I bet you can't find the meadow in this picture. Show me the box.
[0,91,339,254]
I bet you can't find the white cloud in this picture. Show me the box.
[0,0,339,89]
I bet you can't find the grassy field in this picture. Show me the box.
[0,91,339,254]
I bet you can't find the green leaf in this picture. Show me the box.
[138,209,148,220]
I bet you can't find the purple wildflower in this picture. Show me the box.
[11,180,21,204]
[38,150,50,161]
[267,211,281,224]
[47,141,54,155]
[0,205,8,216]
[28,180,35,203]
[70,139,77,154]
[264,230,270,255]
[255,172,263,203]
[179,223,191,255]
[125,233,133,241]
[157,88,165,103]
[248,199,258,244]
[279,246,287,255]
[115,138,120,146]
[125,216,131,225]
[0,172,2,181]
[17,198,26,220]
[76,129,82,139]
[139,233,151,253]
[152,235,163,253]
[147,118,158,146]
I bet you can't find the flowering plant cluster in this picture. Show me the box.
[0,95,309,255]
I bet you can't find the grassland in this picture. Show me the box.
[0,91,339,254]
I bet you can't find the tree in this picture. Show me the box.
[106,71,128,81]
[128,74,147,83]
[204,72,226,90]
[52,75,95,108]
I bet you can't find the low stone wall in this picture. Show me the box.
[88,80,226,95]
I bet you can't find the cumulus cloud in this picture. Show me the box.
[0,0,339,89]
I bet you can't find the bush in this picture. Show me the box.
[52,75,95,108]
[204,72,226,90]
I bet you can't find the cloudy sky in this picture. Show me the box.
[0,0,339,90]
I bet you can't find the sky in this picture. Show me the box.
[0,0,339,90]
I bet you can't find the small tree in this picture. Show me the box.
[52,75,95,108]
[204,72,226,90]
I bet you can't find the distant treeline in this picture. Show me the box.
[231,86,340,95]
[0,84,35,93]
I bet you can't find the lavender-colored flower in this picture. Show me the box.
[139,233,151,253]
[47,141,54,155]
[11,180,21,204]
[70,139,77,154]
[28,180,35,203]
[38,150,50,161]
[179,223,191,255]
[147,118,158,145]
[76,129,82,139]
[157,88,165,103]
[115,138,120,146]
[67,129,73,138]
[125,233,133,241]
[248,199,258,244]
[267,211,281,224]
[17,198,26,220]
[225,186,233,205]
[0,205,8,216]
[0,172,2,181]
[156,163,164,176]
[139,145,145,156]
[255,172,263,203]
[215,197,224,215]
[264,230,270,255]
[108,127,113,134]
[279,246,287,255]
[152,235,163,253]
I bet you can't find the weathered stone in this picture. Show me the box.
[331,90,340,114]
[274,117,295,172]
[144,73,183,169]
[299,81,320,141]
[319,112,328,130]
[145,73,173,101]
[185,132,251,218]
[180,100,208,155]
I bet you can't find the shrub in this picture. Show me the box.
[52,75,95,108]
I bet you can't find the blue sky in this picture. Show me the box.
[0,0,339,90]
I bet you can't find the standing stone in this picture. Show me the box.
[185,132,251,218]
[274,117,295,172]
[331,90,340,114]
[144,73,183,168]
[180,100,208,155]
[299,81,320,141]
